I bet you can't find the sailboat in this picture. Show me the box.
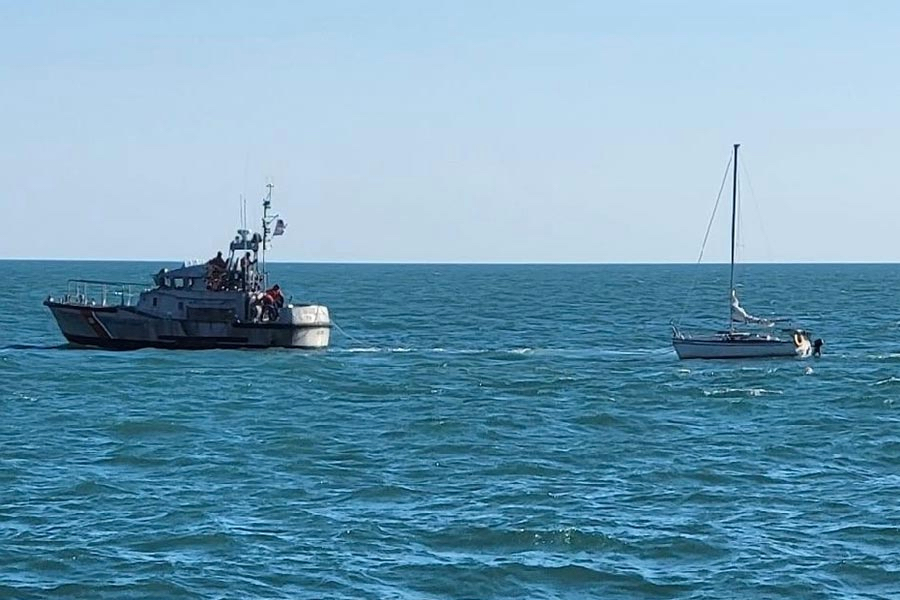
[671,144,821,360]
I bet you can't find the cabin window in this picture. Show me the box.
[152,298,158,307]
[178,302,184,311]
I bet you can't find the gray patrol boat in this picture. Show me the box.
[44,185,331,349]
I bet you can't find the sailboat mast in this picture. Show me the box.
[729,143,740,332]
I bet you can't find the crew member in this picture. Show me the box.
[207,251,227,269]
[206,251,227,291]
[239,252,256,289]
[261,284,284,320]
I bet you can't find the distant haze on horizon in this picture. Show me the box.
[2,1,898,264]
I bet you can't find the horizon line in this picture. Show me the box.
[3,258,900,266]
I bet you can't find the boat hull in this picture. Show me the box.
[673,337,807,360]
[45,302,331,350]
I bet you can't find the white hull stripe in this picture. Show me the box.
[80,309,113,339]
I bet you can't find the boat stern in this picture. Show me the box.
[791,329,820,358]
[285,304,331,348]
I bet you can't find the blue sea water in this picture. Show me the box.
[1,260,898,599]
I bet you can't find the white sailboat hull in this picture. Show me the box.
[673,335,810,360]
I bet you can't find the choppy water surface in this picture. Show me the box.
[1,261,898,599]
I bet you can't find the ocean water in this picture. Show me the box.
[1,260,898,599]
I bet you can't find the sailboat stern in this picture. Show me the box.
[791,330,816,358]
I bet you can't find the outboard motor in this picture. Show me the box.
[813,338,824,357]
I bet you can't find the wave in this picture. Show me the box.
[341,346,536,355]
[421,525,628,554]
[335,346,676,357]
[387,559,693,597]
[703,387,784,397]
[0,343,70,351]
[344,347,413,353]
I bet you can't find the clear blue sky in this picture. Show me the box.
[2,1,898,262]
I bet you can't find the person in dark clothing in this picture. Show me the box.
[239,251,256,290]
[206,251,227,290]
[208,251,227,269]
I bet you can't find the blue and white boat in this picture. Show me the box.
[44,185,331,350]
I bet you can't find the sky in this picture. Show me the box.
[1,1,898,263]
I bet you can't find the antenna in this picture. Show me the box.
[260,182,276,290]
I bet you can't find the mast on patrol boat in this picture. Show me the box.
[261,182,274,290]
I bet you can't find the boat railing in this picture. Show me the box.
[49,279,150,308]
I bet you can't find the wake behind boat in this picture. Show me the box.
[44,185,331,350]
[671,144,823,360]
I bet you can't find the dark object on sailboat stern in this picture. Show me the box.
[813,338,824,357]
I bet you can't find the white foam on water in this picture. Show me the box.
[703,387,784,397]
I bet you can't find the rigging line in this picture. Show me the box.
[733,169,739,259]
[735,170,743,290]
[674,153,733,326]
[697,154,733,264]
[740,156,774,263]
[331,318,384,349]
[242,150,250,215]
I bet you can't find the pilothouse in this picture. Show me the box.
[44,185,331,349]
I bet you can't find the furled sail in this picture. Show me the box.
[731,290,774,327]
